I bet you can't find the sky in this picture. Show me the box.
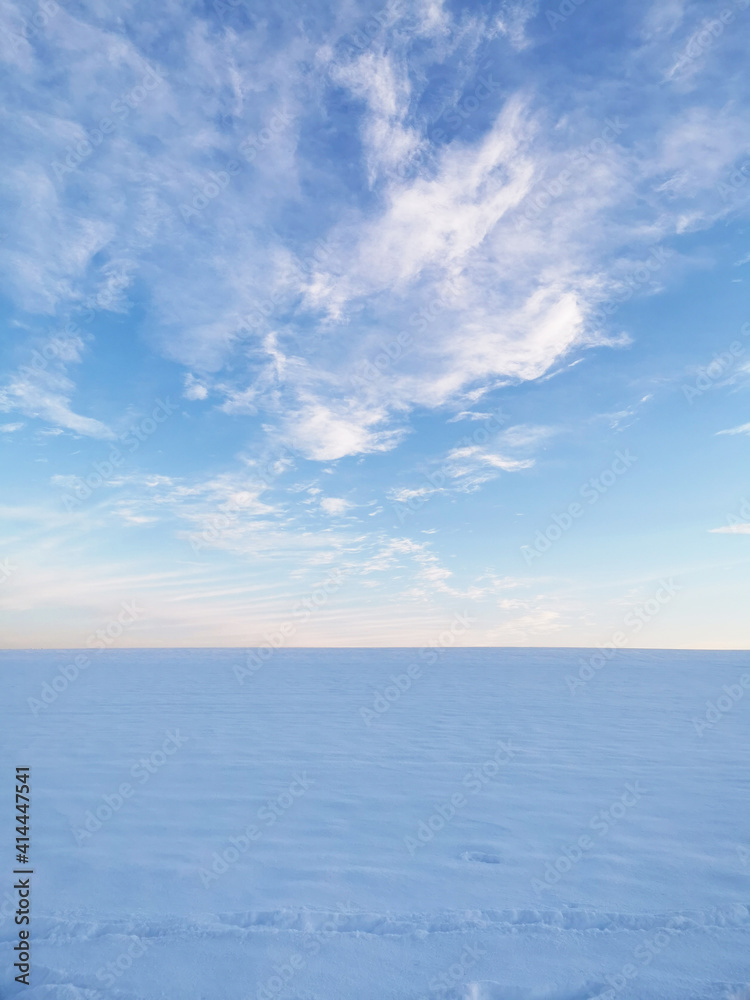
[1,0,749,649]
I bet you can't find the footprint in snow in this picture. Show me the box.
[460,851,503,864]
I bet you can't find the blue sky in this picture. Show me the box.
[1,0,749,648]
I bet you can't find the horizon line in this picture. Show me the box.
[1,645,748,653]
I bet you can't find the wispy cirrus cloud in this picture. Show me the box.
[716,422,750,436]
[2,0,749,462]
[0,335,113,438]
[2,0,750,649]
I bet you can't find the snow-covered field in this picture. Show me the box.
[1,647,749,1000]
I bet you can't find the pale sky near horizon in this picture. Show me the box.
[1,0,749,649]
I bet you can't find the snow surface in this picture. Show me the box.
[1,647,749,999]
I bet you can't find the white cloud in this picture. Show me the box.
[0,422,24,432]
[710,524,750,534]
[359,536,456,594]
[448,411,496,422]
[282,401,405,461]
[330,50,422,185]
[184,374,208,401]
[501,424,557,448]
[446,444,535,472]
[0,335,113,439]
[320,497,351,516]
[641,0,688,41]
[653,107,750,206]
[493,0,540,51]
[2,0,749,469]
[716,422,750,436]
[389,486,434,502]
[312,95,535,306]
[490,607,569,640]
